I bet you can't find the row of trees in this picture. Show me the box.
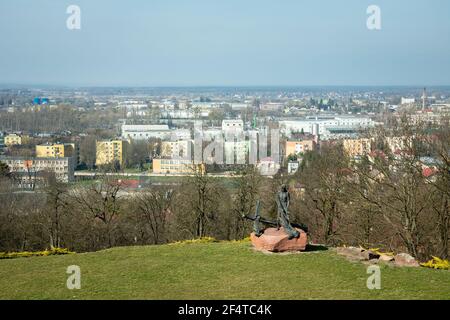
[295,116,449,260]
[0,105,121,134]
[0,116,448,261]
[0,166,265,252]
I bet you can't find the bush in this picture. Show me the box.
[0,247,75,259]
[420,257,450,270]
[169,237,219,245]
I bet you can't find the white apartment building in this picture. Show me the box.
[224,140,249,164]
[122,124,171,140]
[279,116,375,140]
[122,124,191,141]
[401,97,416,105]
[161,140,193,159]
[222,120,244,135]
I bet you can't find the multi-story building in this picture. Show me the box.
[401,97,416,105]
[96,140,128,166]
[152,158,205,174]
[384,136,413,153]
[222,120,244,136]
[224,140,249,164]
[342,138,372,157]
[285,139,316,157]
[257,157,280,176]
[161,140,193,159]
[0,156,75,186]
[288,161,300,175]
[36,143,75,158]
[4,133,28,147]
[0,132,4,150]
[279,116,375,140]
[121,124,171,140]
[260,103,283,111]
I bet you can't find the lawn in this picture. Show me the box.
[0,241,449,300]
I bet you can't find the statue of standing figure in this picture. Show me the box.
[276,184,300,240]
[243,184,307,239]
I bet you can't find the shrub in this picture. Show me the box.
[169,237,219,245]
[0,248,75,259]
[420,257,449,270]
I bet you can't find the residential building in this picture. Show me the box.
[224,140,249,164]
[222,120,244,135]
[401,97,416,105]
[288,161,300,175]
[257,157,280,176]
[342,138,372,157]
[385,136,413,153]
[199,128,223,141]
[230,103,248,111]
[285,139,316,157]
[36,143,75,158]
[96,140,128,166]
[0,156,75,186]
[152,158,205,174]
[161,140,193,159]
[279,116,375,140]
[122,124,171,140]
[5,133,28,146]
[0,132,4,150]
[261,103,283,111]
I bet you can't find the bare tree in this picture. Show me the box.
[299,145,350,245]
[175,165,221,238]
[352,118,434,258]
[426,117,450,258]
[42,172,69,248]
[71,176,123,248]
[79,135,97,170]
[134,188,173,244]
[232,166,262,239]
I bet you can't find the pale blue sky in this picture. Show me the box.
[0,0,449,86]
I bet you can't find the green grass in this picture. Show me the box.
[0,242,449,300]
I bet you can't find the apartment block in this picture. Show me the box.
[0,156,75,185]
[285,139,316,156]
[161,140,193,159]
[342,138,372,157]
[36,143,75,158]
[4,134,28,147]
[152,158,205,174]
[96,140,128,166]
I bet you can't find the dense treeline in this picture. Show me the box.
[0,105,122,133]
[293,116,449,260]
[0,117,448,261]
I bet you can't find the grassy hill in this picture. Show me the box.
[0,241,449,300]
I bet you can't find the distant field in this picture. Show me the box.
[0,242,449,300]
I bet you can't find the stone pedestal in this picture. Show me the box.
[250,227,307,252]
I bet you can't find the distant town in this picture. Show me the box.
[0,86,449,189]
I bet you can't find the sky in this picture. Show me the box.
[0,0,449,87]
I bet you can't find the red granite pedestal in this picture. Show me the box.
[251,227,307,252]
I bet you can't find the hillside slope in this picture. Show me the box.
[0,242,449,300]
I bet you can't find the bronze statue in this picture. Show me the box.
[276,184,300,239]
[243,185,306,239]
